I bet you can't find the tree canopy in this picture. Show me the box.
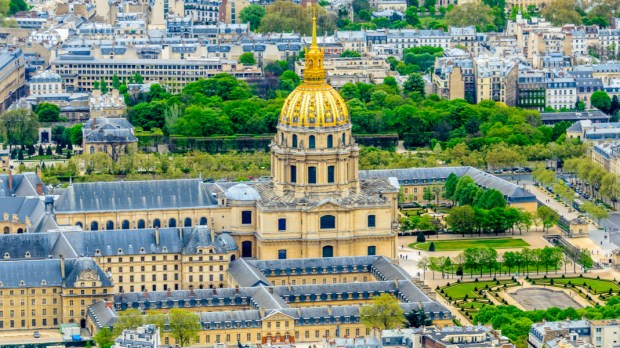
[360,293,407,331]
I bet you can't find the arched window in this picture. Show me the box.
[322,245,334,258]
[137,219,145,229]
[106,220,114,230]
[16,228,23,234]
[327,135,333,148]
[184,218,192,227]
[103,145,108,153]
[90,221,99,231]
[90,146,94,154]
[75,222,83,228]
[230,255,236,261]
[200,217,207,225]
[121,220,130,229]
[292,134,298,148]
[3,227,8,234]
[153,219,161,228]
[309,135,315,149]
[169,218,177,228]
[281,133,284,144]
[320,215,336,229]
[342,133,346,145]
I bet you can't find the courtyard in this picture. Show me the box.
[509,288,583,310]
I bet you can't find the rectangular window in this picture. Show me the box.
[278,249,287,259]
[278,218,286,231]
[327,165,335,183]
[241,211,252,224]
[368,215,376,228]
[368,246,376,255]
[290,165,297,183]
[308,166,316,184]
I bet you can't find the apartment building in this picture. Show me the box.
[89,89,126,118]
[0,48,25,112]
[295,56,392,88]
[546,75,577,110]
[474,55,518,106]
[29,70,62,95]
[566,120,620,144]
[432,55,475,101]
[82,117,137,158]
[517,70,546,111]
[450,27,479,54]
[50,55,261,93]
[529,319,619,348]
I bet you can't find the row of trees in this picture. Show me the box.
[94,308,201,347]
[419,245,593,279]
[476,297,620,346]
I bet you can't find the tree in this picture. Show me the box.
[45,146,52,156]
[444,172,459,203]
[8,0,27,15]
[454,176,479,206]
[133,72,144,84]
[340,50,362,58]
[428,241,435,252]
[577,249,594,271]
[113,308,144,336]
[35,103,61,122]
[537,206,559,232]
[239,4,266,31]
[475,189,506,210]
[446,3,495,28]
[541,0,582,25]
[360,293,406,331]
[405,6,420,26]
[417,257,429,279]
[416,231,426,242]
[69,124,83,145]
[100,78,108,94]
[515,210,532,235]
[591,90,612,113]
[405,308,431,328]
[93,327,114,348]
[112,74,121,90]
[238,52,256,65]
[423,186,435,205]
[168,308,201,347]
[0,108,39,151]
[446,205,475,236]
[403,73,426,97]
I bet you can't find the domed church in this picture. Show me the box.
[227,14,400,260]
[53,13,400,261]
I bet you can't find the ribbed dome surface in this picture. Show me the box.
[279,83,349,127]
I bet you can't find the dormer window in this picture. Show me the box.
[162,246,168,252]
[19,280,25,286]
[95,249,101,256]
[41,280,46,285]
[117,248,123,254]
[25,252,31,258]
[140,247,145,253]
[3,253,9,259]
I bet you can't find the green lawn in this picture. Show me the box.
[535,277,620,293]
[410,238,530,251]
[442,280,514,300]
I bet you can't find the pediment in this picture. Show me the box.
[306,199,349,212]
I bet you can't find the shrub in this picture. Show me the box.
[579,274,583,278]
[474,286,478,291]
[597,275,601,279]
[562,274,565,278]
[550,279,554,285]
[417,231,426,243]
[428,242,435,252]
[446,282,450,286]
[474,278,479,282]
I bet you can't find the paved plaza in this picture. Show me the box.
[509,288,583,310]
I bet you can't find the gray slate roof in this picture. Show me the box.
[88,300,118,329]
[82,118,137,144]
[361,166,536,203]
[0,232,61,260]
[0,197,58,232]
[64,257,113,287]
[228,258,271,287]
[0,259,63,287]
[0,172,47,197]
[54,179,218,212]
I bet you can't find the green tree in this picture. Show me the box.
[239,4,266,31]
[405,6,420,26]
[416,231,426,242]
[168,308,201,347]
[45,146,52,156]
[69,124,83,145]
[591,90,612,113]
[541,0,582,25]
[238,52,256,65]
[0,108,39,151]
[444,172,459,203]
[445,3,495,29]
[577,249,594,271]
[133,72,144,84]
[446,205,475,236]
[340,50,362,58]
[8,0,27,15]
[35,103,61,122]
[100,78,108,94]
[475,189,506,210]
[537,206,559,232]
[423,186,435,205]
[403,73,426,97]
[405,308,431,328]
[93,327,114,348]
[112,74,121,90]
[112,308,144,336]
[428,241,435,251]
[360,293,406,331]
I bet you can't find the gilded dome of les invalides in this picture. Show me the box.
[278,12,349,128]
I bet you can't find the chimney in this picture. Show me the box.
[212,288,217,295]
[8,169,12,193]
[328,305,332,315]
[167,288,172,297]
[259,307,265,317]
[235,285,239,294]
[190,287,195,297]
[143,289,148,299]
[60,255,65,279]
[155,227,160,247]
[179,227,183,241]
[36,182,43,196]
[105,301,113,308]
[36,166,42,179]
[395,279,399,288]
[268,287,274,294]
[210,226,215,243]
[121,290,125,300]
[91,118,97,130]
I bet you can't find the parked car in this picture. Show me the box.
[34,331,40,338]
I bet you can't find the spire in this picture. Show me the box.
[303,5,325,84]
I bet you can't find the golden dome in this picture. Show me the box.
[279,9,349,128]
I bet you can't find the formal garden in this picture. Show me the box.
[437,278,521,320]
[410,238,530,251]
[529,275,620,303]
